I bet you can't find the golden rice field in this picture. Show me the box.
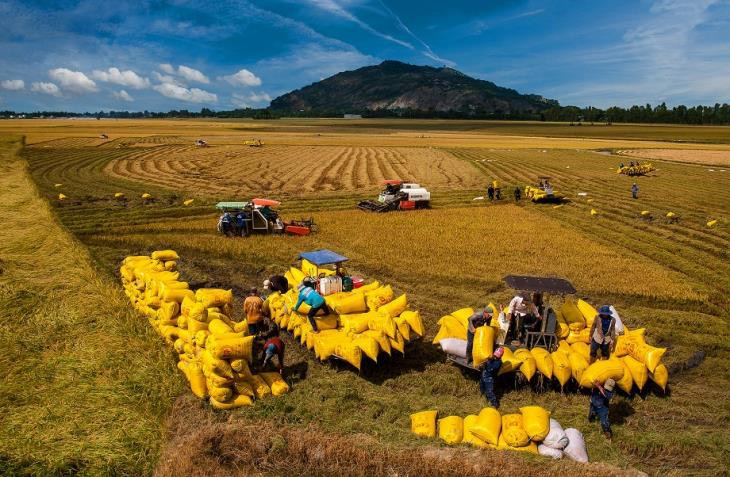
[1,118,730,476]
[102,144,484,196]
[617,148,730,166]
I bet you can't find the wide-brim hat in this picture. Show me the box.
[604,378,616,391]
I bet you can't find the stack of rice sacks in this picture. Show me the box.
[120,250,290,410]
[265,266,425,370]
[433,299,668,394]
[410,406,589,462]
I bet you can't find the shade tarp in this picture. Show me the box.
[216,202,249,210]
[503,275,576,294]
[299,249,348,266]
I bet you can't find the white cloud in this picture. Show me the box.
[31,81,62,97]
[232,91,271,107]
[222,68,262,87]
[92,67,150,89]
[112,89,134,102]
[153,82,217,103]
[152,71,184,86]
[257,43,377,83]
[159,63,175,74]
[177,65,209,84]
[1,79,25,91]
[48,68,97,93]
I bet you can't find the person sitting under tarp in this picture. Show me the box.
[466,307,493,365]
[480,347,504,408]
[219,212,233,236]
[507,293,541,345]
[293,280,330,332]
[235,212,247,236]
[589,305,616,362]
[260,205,276,221]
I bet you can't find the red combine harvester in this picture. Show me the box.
[358,180,431,212]
[216,199,316,237]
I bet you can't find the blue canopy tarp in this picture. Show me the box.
[299,249,348,266]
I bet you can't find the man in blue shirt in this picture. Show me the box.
[479,347,504,408]
[466,307,493,365]
[293,281,330,332]
[589,378,615,439]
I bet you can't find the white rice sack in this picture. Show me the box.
[538,444,564,459]
[440,338,467,358]
[609,305,625,335]
[563,428,589,463]
[543,418,569,450]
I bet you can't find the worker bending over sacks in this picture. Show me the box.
[589,378,615,439]
[293,279,330,333]
[479,347,505,408]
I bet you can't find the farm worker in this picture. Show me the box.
[466,306,494,365]
[619,162,624,168]
[589,378,615,439]
[492,179,501,200]
[514,187,521,202]
[262,334,286,375]
[235,213,246,235]
[480,347,504,408]
[260,205,275,220]
[243,288,264,335]
[487,184,495,201]
[543,180,554,195]
[293,283,330,333]
[631,183,639,199]
[507,294,540,344]
[219,212,232,235]
[495,304,510,345]
[589,305,617,362]
[265,275,289,294]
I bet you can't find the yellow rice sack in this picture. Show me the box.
[368,312,397,339]
[410,410,438,438]
[570,341,591,361]
[616,358,634,393]
[498,434,539,454]
[576,299,597,329]
[377,294,407,318]
[449,307,474,328]
[188,302,208,323]
[330,292,368,315]
[649,363,668,391]
[389,331,405,354]
[438,415,464,445]
[352,335,380,362]
[579,358,625,388]
[569,352,589,382]
[151,250,179,261]
[365,285,394,311]
[335,341,363,369]
[339,313,372,334]
[208,318,234,335]
[210,394,253,409]
[394,316,411,341]
[187,361,208,399]
[622,355,648,390]
[195,288,233,308]
[462,414,490,448]
[401,310,424,337]
[498,348,522,375]
[566,327,592,344]
[247,374,272,399]
[432,315,467,343]
[201,351,234,378]
[551,350,572,386]
[501,414,529,448]
[520,406,551,442]
[469,407,501,446]
[233,378,255,397]
[561,299,585,328]
[207,335,254,362]
[208,384,233,403]
[514,348,537,381]
[260,372,290,396]
[230,359,251,376]
[363,329,391,355]
[630,343,667,373]
[531,347,554,379]
[472,326,495,367]
[157,301,180,321]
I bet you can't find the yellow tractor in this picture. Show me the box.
[524,177,566,203]
[243,138,264,147]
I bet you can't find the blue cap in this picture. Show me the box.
[599,305,612,315]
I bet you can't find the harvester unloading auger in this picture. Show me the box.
[358,180,431,212]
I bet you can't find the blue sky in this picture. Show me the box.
[0,0,728,112]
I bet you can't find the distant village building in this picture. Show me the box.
[343,114,362,119]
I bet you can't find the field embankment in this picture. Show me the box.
[0,135,182,475]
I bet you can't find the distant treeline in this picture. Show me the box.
[2,102,730,125]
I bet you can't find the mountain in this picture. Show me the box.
[269,60,559,116]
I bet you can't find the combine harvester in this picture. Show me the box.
[524,177,566,203]
[243,138,264,147]
[435,275,668,395]
[216,199,315,237]
[265,249,425,371]
[358,180,431,212]
[617,162,655,176]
